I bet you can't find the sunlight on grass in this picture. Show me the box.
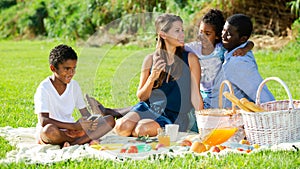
[0,40,299,168]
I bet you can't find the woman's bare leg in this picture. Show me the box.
[114,112,140,137]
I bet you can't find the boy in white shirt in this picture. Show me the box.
[34,44,115,147]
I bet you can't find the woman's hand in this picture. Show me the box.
[150,51,166,81]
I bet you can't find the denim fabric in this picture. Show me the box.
[130,101,174,127]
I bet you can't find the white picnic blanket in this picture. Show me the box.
[0,126,189,164]
[0,126,299,164]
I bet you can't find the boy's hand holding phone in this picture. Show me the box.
[78,115,99,131]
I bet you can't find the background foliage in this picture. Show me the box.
[1,0,298,41]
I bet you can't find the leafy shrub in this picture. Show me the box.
[0,0,16,10]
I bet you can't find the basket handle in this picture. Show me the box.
[219,80,236,112]
[256,77,294,109]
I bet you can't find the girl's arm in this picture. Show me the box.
[233,41,254,56]
[188,53,204,110]
[136,53,166,101]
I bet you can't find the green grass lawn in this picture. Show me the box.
[0,40,300,168]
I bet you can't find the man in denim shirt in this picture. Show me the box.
[204,14,275,108]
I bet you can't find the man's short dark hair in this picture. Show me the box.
[49,44,77,69]
[227,14,253,38]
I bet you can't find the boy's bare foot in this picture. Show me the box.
[85,94,130,118]
[85,94,106,116]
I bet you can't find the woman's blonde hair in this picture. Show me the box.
[153,14,184,88]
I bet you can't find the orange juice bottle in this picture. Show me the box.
[202,127,238,146]
[157,128,170,146]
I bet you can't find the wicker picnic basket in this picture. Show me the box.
[241,77,300,145]
[195,80,245,144]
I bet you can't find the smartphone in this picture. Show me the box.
[87,114,101,121]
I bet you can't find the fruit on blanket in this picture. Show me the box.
[190,141,207,153]
[127,146,138,153]
[210,146,221,153]
[239,139,250,145]
[120,148,127,153]
[237,148,244,151]
[180,139,192,147]
[133,119,161,137]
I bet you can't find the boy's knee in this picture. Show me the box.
[42,124,59,136]
[40,124,61,143]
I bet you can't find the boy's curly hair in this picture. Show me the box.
[202,9,225,43]
[49,44,77,69]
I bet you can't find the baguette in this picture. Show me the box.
[240,98,265,112]
[223,92,252,112]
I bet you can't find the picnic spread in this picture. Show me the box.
[1,77,300,164]
[0,126,300,164]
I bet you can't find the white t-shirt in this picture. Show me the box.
[34,77,86,127]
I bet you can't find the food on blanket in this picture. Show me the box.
[202,127,238,146]
[223,92,251,112]
[239,139,250,145]
[155,143,165,150]
[190,141,207,153]
[127,145,138,153]
[133,119,161,137]
[253,144,260,149]
[237,148,244,151]
[135,135,158,143]
[120,144,152,153]
[205,144,211,151]
[120,148,127,153]
[90,144,102,150]
[246,149,252,153]
[89,140,100,145]
[210,146,221,153]
[240,98,265,112]
[180,139,192,147]
[217,145,226,150]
